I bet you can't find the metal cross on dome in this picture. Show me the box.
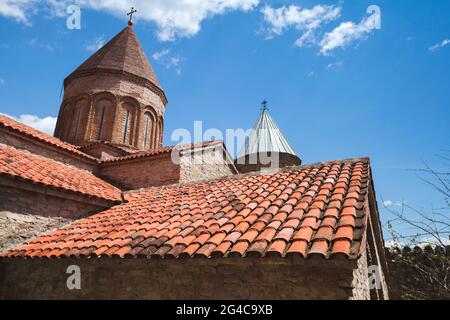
[261,99,269,111]
[127,7,137,24]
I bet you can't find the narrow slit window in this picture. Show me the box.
[97,105,106,140]
[143,116,150,149]
[74,106,82,140]
[122,110,130,144]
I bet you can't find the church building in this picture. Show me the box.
[0,19,390,299]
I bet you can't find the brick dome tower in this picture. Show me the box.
[54,25,167,151]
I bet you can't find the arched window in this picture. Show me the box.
[157,117,163,148]
[73,100,85,141]
[91,96,115,141]
[143,114,152,149]
[57,104,69,139]
[122,109,130,144]
[97,104,106,140]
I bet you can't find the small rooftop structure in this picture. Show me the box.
[235,101,301,173]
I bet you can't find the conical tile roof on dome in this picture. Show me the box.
[65,25,163,93]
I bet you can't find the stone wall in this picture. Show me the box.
[349,248,371,300]
[180,144,237,184]
[0,257,365,300]
[0,212,72,253]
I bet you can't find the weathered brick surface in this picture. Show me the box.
[79,142,129,160]
[0,257,366,299]
[100,153,180,189]
[0,181,109,218]
[54,26,167,151]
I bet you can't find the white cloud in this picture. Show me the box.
[383,200,403,208]
[152,48,171,61]
[1,113,57,135]
[152,48,182,75]
[85,36,105,52]
[80,0,259,41]
[307,71,318,78]
[326,60,343,71]
[319,12,379,55]
[1,0,259,41]
[0,78,4,86]
[261,4,341,47]
[0,0,37,24]
[429,39,450,52]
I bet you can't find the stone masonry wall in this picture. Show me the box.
[350,247,371,300]
[180,146,236,184]
[0,211,72,253]
[0,257,360,300]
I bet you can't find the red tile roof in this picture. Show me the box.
[68,26,162,90]
[0,144,122,202]
[77,141,137,154]
[65,26,167,105]
[101,140,220,163]
[1,158,371,260]
[0,114,97,161]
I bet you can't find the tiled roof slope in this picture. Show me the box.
[0,114,96,161]
[101,140,219,163]
[1,158,371,259]
[66,26,162,90]
[0,145,121,202]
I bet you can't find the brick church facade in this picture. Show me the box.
[0,23,390,299]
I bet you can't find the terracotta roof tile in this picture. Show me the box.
[0,114,96,161]
[308,239,329,258]
[342,207,357,217]
[247,240,268,257]
[314,226,334,241]
[304,208,322,219]
[301,217,318,229]
[266,239,287,257]
[334,226,354,241]
[293,227,314,242]
[286,240,308,257]
[229,241,249,257]
[1,158,371,261]
[331,239,351,258]
[274,227,295,242]
[0,144,121,202]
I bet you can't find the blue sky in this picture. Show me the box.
[0,1,449,241]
